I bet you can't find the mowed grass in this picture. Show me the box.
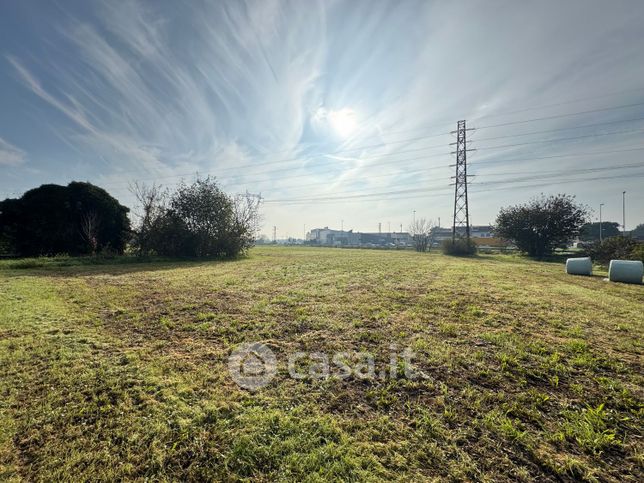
[0,247,642,482]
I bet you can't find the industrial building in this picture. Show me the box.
[307,227,412,247]
[306,225,495,248]
[430,225,495,242]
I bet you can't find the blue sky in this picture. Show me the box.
[1,0,644,238]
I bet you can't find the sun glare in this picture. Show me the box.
[328,108,358,138]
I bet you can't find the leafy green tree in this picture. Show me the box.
[494,194,589,258]
[631,223,644,240]
[0,182,130,256]
[579,222,621,241]
[584,237,640,264]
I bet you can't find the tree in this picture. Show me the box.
[130,178,260,258]
[494,194,589,258]
[579,222,621,242]
[229,192,262,255]
[584,236,640,265]
[129,182,168,255]
[80,211,100,255]
[631,223,644,241]
[0,182,130,256]
[408,218,435,252]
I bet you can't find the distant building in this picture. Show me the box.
[308,227,361,246]
[307,227,412,247]
[360,232,412,247]
[431,225,494,242]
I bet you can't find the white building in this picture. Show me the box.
[431,225,494,241]
[307,227,361,246]
[307,227,412,247]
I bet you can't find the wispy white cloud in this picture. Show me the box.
[0,137,26,166]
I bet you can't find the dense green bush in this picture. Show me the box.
[0,182,130,257]
[442,238,478,256]
[494,194,588,258]
[632,243,644,263]
[583,236,642,264]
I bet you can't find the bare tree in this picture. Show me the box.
[129,182,168,255]
[80,211,100,255]
[408,218,435,252]
[232,192,262,252]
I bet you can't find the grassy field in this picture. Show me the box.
[0,247,642,481]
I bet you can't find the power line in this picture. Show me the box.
[5,101,644,198]
[95,126,644,193]
[121,103,644,183]
[265,171,644,206]
[292,86,644,146]
[72,100,644,187]
[474,128,644,152]
[469,86,644,123]
[263,166,644,204]
[471,161,644,178]
[5,102,644,201]
[6,140,644,202]
[468,145,644,168]
[475,101,644,130]
[469,116,644,142]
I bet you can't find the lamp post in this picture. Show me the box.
[599,203,604,243]
[622,191,626,235]
[412,210,416,225]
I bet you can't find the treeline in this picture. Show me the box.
[0,178,260,259]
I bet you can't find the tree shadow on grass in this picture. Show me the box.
[0,255,245,278]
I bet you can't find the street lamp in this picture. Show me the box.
[412,210,416,224]
[622,191,626,235]
[599,203,605,243]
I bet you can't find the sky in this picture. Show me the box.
[1,0,644,239]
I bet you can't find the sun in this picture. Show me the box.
[327,108,358,138]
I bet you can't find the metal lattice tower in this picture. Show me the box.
[451,120,474,242]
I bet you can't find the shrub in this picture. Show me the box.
[631,243,644,263]
[442,238,478,256]
[583,237,640,265]
[131,178,260,258]
[494,194,589,258]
